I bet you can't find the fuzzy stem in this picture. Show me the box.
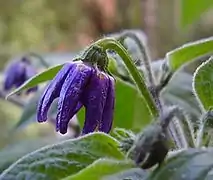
[161,106,192,149]
[170,118,189,149]
[120,31,156,86]
[154,61,173,95]
[96,37,159,117]
[196,114,206,148]
[167,122,183,149]
[172,107,196,148]
[195,111,213,147]
[156,72,173,93]
[119,32,162,112]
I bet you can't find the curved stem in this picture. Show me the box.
[160,106,189,149]
[119,32,162,112]
[120,31,156,86]
[96,38,158,117]
[156,72,173,93]
[171,106,196,148]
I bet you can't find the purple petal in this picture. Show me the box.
[99,76,115,133]
[57,63,92,134]
[25,65,38,93]
[15,72,26,88]
[15,62,26,83]
[37,63,73,122]
[81,70,109,134]
[25,65,37,79]
[56,102,83,131]
[4,61,25,90]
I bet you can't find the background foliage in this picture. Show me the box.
[0,0,213,179]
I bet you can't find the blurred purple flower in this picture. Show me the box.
[37,60,115,135]
[4,57,38,93]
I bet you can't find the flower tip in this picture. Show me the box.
[37,113,48,123]
[59,128,68,135]
[37,118,46,123]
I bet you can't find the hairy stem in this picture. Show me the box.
[196,114,205,148]
[119,31,162,112]
[156,72,173,94]
[96,37,159,117]
[172,107,196,148]
[167,122,183,149]
[170,118,189,149]
[196,111,213,147]
[161,106,192,149]
[120,31,155,86]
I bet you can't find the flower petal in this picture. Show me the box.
[81,70,109,134]
[99,76,115,133]
[25,65,38,93]
[57,63,92,134]
[56,102,83,131]
[37,63,73,122]
[25,65,37,79]
[4,61,24,90]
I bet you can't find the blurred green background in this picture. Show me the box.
[0,0,213,173]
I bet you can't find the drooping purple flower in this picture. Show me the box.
[37,60,115,135]
[4,57,38,93]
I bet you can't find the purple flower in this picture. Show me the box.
[37,60,115,135]
[4,57,38,93]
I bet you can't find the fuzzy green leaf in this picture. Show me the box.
[64,159,134,180]
[167,37,213,71]
[193,57,213,111]
[0,133,124,180]
[150,148,213,180]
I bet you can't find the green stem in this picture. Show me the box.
[172,106,196,148]
[160,106,189,149]
[196,114,206,148]
[196,111,213,147]
[119,32,162,112]
[96,38,158,117]
[120,31,156,86]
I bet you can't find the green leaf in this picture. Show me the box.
[111,128,135,142]
[0,132,124,180]
[0,138,56,173]
[114,80,151,131]
[193,57,213,111]
[64,159,134,180]
[150,148,213,180]
[167,37,213,72]
[181,0,213,27]
[104,168,148,180]
[14,91,41,130]
[6,64,64,98]
[162,71,201,121]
